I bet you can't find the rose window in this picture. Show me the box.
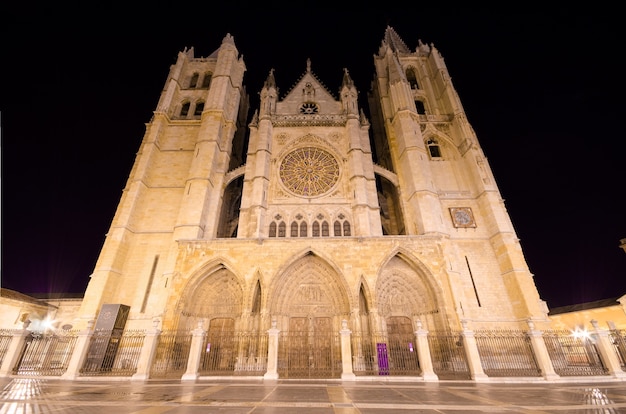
[279,147,339,197]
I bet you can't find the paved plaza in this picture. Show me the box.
[1,378,626,413]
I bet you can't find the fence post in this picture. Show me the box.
[181,321,206,381]
[414,319,437,381]
[590,319,626,379]
[0,322,31,377]
[264,318,280,380]
[460,320,489,382]
[526,320,559,380]
[132,318,161,380]
[340,319,355,380]
[61,320,94,380]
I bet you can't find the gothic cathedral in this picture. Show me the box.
[77,27,549,344]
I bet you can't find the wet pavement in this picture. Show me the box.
[1,377,626,413]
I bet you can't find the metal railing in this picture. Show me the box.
[150,330,192,378]
[199,331,268,376]
[350,333,419,376]
[427,331,471,380]
[13,330,79,376]
[278,331,341,378]
[543,330,607,376]
[474,330,541,377]
[0,330,13,367]
[609,329,626,371]
[80,330,145,376]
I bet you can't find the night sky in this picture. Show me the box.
[1,7,625,309]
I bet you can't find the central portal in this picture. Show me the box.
[271,253,350,378]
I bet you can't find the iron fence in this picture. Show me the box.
[13,330,79,376]
[0,330,13,367]
[543,330,607,376]
[278,331,341,378]
[609,329,626,371]
[199,331,268,376]
[474,330,541,377]
[149,330,192,378]
[427,331,471,380]
[350,333,419,376]
[80,330,145,376]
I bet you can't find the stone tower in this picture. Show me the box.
[77,28,548,343]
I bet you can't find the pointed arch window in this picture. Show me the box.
[291,221,299,237]
[180,102,190,117]
[312,221,320,237]
[343,221,351,236]
[194,101,204,116]
[406,68,419,89]
[426,138,442,159]
[321,221,329,237]
[189,72,199,88]
[334,221,341,236]
[278,221,286,237]
[415,100,426,115]
[201,72,212,88]
[269,222,277,237]
[300,221,307,237]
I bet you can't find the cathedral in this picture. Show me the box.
[74,26,550,373]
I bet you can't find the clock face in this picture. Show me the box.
[279,147,339,197]
[450,207,475,228]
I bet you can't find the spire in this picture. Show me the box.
[264,68,276,89]
[342,68,354,88]
[222,33,236,46]
[383,26,411,53]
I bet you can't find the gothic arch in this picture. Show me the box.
[375,250,447,331]
[268,251,351,330]
[175,260,245,330]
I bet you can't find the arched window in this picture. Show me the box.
[189,72,199,88]
[180,102,190,117]
[426,138,442,159]
[312,221,320,237]
[321,221,329,237]
[343,221,351,236]
[291,221,299,237]
[278,222,286,237]
[334,221,342,236]
[269,222,277,237]
[405,68,419,89]
[202,72,212,88]
[194,101,204,116]
[300,221,307,237]
[415,100,426,115]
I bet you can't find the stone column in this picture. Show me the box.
[60,320,95,380]
[590,319,626,379]
[264,318,279,380]
[0,322,32,377]
[340,319,356,380]
[526,320,559,380]
[414,319,437,381]
[182,321,206,381]
[132,318,162,380]
[460,320,488,382]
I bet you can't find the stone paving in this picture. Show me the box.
[1,377,626,413]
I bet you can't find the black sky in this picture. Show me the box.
[1,6,625,309]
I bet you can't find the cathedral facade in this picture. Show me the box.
[76,27,549,350]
